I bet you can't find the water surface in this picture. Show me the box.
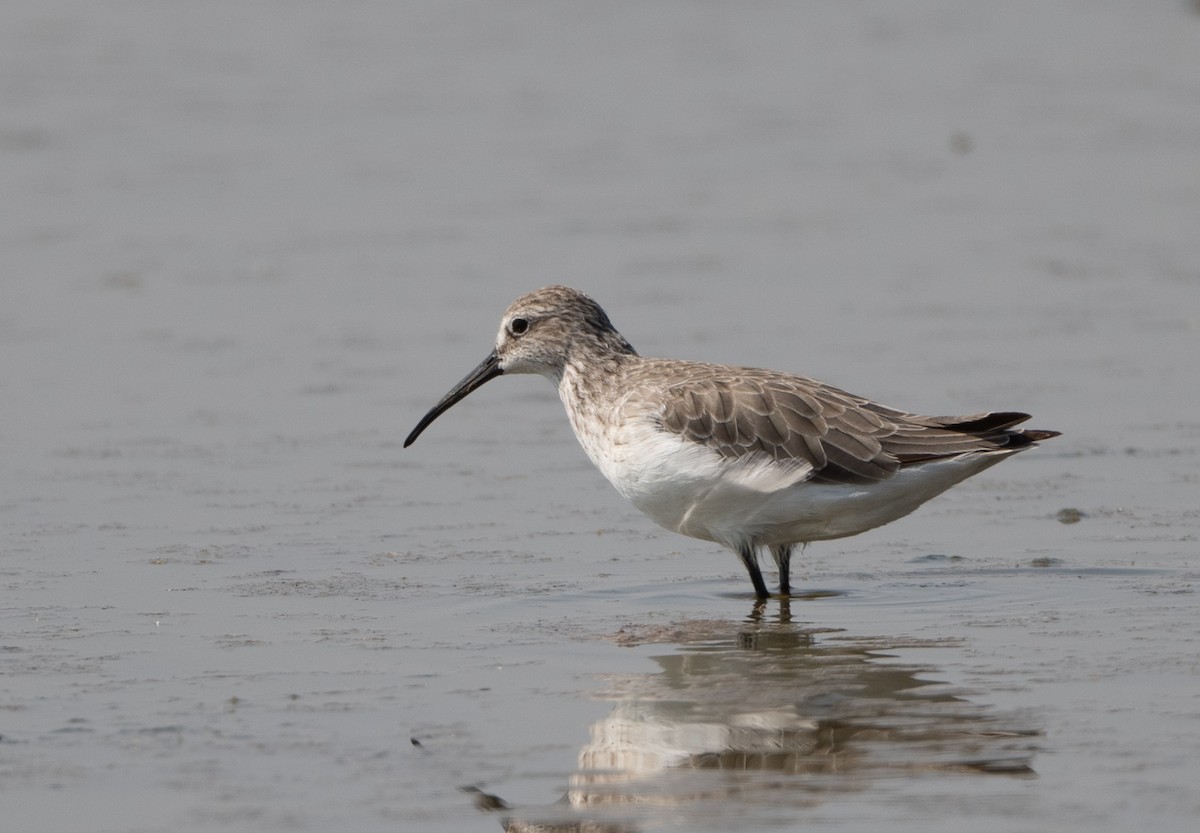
[3,2,1198,831]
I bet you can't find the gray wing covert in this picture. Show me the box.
[656,372,903,485]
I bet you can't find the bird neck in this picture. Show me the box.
[558,337,639,411]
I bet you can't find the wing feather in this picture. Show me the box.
[648,361,1051,487]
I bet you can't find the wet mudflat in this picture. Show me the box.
[3,2,1199,832]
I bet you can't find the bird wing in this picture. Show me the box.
[650,364,1041,486]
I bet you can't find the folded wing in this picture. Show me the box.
[653,366,1058,486]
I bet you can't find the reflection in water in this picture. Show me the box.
[501,603,1038,832]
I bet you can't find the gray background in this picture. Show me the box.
[3,2,1198,831]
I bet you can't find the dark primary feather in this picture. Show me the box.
[654,365,1058,486]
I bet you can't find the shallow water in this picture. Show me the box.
[3,2,1199,831]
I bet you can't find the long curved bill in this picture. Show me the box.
[404,350,503,447]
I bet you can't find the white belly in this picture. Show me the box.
[568,410,1014,550]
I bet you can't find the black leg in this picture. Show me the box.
[737,544,770,599]
[770,544,793,596]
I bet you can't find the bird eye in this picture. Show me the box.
[509,317,529,336]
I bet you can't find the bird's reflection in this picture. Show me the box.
[500,603,1038,832]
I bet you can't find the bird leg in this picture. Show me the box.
[770,544,793,596]
[737,544,771,599]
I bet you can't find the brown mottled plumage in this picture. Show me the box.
[654,367,1054,484]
